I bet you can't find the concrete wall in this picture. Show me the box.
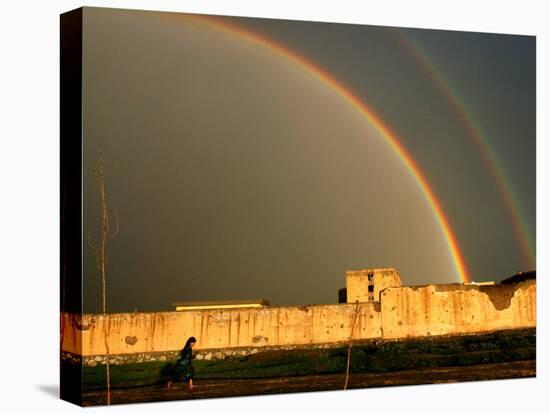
[373,270,403,302]
[61,303,381,356]
[380,281,536,338]
[61,280,535,357]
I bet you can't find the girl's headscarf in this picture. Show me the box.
[184,336,197,350]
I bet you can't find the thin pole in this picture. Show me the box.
[88,146,119,405]
[344,300,361,390]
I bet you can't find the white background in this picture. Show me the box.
[0,0,547,412]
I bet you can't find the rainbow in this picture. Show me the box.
[165,13,472,283]
[395,32,535,269]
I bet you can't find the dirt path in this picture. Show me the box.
[82,360,535,406]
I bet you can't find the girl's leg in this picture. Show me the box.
[189,378,194,392]
[167,371,178,389]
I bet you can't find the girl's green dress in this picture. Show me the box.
[172,346,195,382]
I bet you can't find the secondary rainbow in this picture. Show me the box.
[168,13,472,283]
[395,32,535,269]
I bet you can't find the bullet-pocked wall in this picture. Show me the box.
[61,303,382,356]
[380,280,536,338]
[61,280,535,357]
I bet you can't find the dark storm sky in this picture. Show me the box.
[81,7,535,313]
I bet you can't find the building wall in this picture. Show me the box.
[345,268,402,303]
[373,270,403,302]
[61,280,535,357]
[380,281,536,338]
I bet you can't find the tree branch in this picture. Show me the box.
[87,228,100,252]
[110,209,120,240]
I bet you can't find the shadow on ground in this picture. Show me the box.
[36,384,59,399]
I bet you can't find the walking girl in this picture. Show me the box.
[166,336,197,393]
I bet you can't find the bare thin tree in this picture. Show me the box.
[88,146,119,405]
[344,300,361,390]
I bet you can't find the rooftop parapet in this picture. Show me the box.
[172,299,270,311]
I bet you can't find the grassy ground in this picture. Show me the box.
[73,328,535,391]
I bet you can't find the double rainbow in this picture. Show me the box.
[167,13,472,283]
[395,32,535,269]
